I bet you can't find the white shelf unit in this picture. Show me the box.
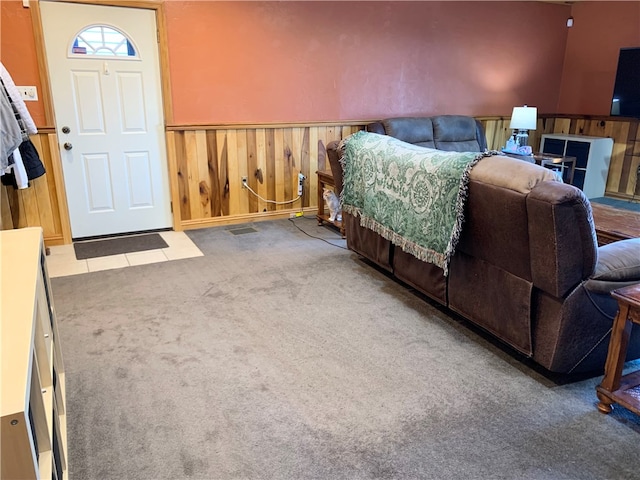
[1,227,68,480]
[540,134,614,199]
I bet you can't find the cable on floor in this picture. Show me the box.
[288,215,348,250]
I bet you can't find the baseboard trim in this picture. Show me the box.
[180,208,319,230]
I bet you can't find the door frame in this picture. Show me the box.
[31,0,175,244]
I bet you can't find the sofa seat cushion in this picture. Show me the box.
[585,238,640,294]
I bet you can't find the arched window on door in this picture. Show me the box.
[71,25,137,58]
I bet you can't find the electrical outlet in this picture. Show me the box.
[16,86,38,102]
[241,176,248,188]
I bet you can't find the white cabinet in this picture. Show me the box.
[540,134,614,199]
[1,228,68,480]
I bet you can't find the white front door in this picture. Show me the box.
[40,1,171,238]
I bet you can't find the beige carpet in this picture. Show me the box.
[51,218,640,480]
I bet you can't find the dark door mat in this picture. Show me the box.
[74,233,169,260]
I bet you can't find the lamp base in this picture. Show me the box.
[515,130,529,148]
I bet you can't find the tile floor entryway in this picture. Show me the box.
[46,231,203,278]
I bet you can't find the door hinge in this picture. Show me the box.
[157,29,160,43]
[170,201,173,213]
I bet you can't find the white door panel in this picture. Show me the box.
[40,1,171,238]
[124,152,154,207]
[84,153,114,211]
[117,73,147,133]
[72,70,106,134]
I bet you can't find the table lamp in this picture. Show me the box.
[510,105,537,149]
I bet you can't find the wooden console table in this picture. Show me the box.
[596,283,640,416]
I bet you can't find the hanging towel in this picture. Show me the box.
[9,146,29,189]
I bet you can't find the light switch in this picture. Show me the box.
[16,86,38,102]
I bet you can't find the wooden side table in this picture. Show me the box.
[596,283,640,415]
[535,153,576,185]
[502,151,576,185]
[316,170,344,237]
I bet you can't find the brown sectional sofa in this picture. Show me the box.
[328,116,640,374]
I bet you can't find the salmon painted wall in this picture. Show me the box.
[165,1,570,124]
[8,0,629,127]
[0,0,46,126]
[558,2,640,115]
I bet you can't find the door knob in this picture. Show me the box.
[62,126,70,134]
[63,142,73,150]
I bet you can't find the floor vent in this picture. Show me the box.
[228,227,258,235]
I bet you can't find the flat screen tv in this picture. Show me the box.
[610,47,640,118]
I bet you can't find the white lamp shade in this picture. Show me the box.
[509,106,537,130]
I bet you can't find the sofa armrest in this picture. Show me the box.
[585,238,640,294]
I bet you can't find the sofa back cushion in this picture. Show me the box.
[465,155,597,298]
[457,154,548,281]
[456,181,533,281]
[527,181,598,297]
[373,117,436,148]
[367,115,487,152]
[432,115,483,152]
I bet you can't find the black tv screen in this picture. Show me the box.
[611,47,640,118]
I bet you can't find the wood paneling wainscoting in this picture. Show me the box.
[2,117,638,245]
[165,123,364,231]
[481,114,640,199]
[1,129,71,246]
[539,115,640,199]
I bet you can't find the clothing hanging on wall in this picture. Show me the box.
[0,85,22,166]
[0,64,45,189]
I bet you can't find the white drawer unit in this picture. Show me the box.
[540,134,614,199]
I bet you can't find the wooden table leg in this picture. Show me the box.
[565,158,576,185]
[317,177,325,225]
[596,303,633,414]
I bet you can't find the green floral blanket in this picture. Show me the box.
[340,131,491,275]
